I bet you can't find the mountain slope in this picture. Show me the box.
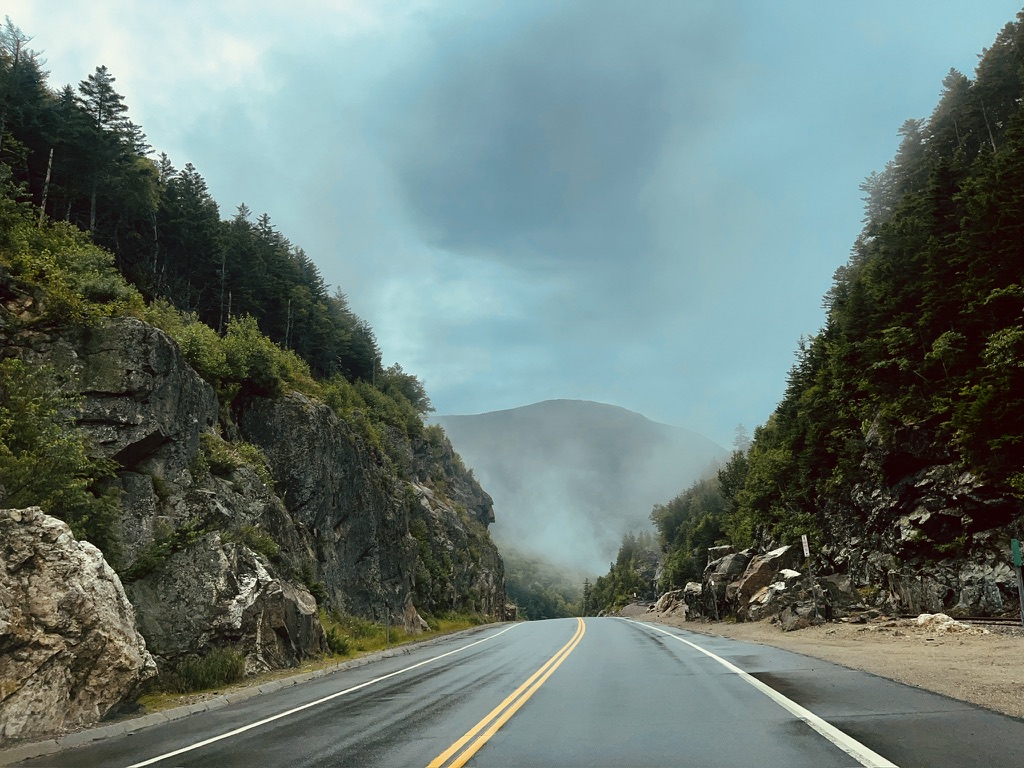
[438,400,726,572]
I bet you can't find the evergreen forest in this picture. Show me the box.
[0,18,437,564]
[593,12,1024,611]
[6,12,1024,617]
[0,20,380,385]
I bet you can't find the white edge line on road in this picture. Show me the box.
[626,620,898,768]
[125,623,522,768]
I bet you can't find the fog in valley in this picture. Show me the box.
[438,400,726,574]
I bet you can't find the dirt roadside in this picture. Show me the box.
[624,606,1024,720]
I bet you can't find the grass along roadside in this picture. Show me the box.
[136,611,494,714]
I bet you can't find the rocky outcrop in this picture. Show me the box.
[691,417,1024,626]
[820,415,1022,616]
[127,533,325,672]
[0,507,156,743]
[746,569,812,623]
[238,394,504,621]
[408,482,505,617]
[73,318,219,480]
[8,315,503,682]
[680,549,835,627]
[73,318,219,569]
[238,393,415,616]
[733,546,800,619]
[702,549,753,618]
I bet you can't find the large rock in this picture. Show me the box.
[0,507,156,743]
[127,533,326,673]
[702,549,753,618]
[746,569,806,622]
[733,545,800,619]
[880,558,1019,616]
[654,589,685,615]
[238,393,419,616]
[18,317,220,569]
[681,581,704,618]
[704,550,754,583]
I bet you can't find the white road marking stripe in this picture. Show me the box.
[125,623,522,768]
[627,620,899,768]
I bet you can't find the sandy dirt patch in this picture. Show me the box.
[632,609,1024,719]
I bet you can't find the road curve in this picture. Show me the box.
[14,617,1024,767]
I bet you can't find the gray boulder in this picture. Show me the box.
[0,507,156,743]
[746,569,806,622]
[680,582,705,619]
[733,545,800,619]
[703,549,754,617]
[127,533,326,673]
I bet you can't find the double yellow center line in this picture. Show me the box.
[427,617,586,768]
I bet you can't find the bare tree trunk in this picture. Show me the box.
[89,179,97,231]
[218,250,227,334]
[285,298,292,349]
[151,211,159,275]
[37,147,53,226]
[981,99,997,152]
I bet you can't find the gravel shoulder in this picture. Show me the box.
[632,608,1024,719]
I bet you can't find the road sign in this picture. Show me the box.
[801,534,810,558]
[1012,538,1022,568]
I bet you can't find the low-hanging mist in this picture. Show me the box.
[437,400,726,574]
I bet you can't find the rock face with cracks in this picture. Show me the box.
[1,310,505,743]
[126,533,326,673]
[0,507,156,743]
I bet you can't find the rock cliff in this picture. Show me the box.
[673,412,1024,626]
[1,312,505,720]
[237,393,505,624]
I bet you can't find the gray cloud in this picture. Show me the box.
[9,0,1023,449]
[377,2,742,267]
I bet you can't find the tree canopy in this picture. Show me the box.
[587,11,1024,613]
[0,22,388,390]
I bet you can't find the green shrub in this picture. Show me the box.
[223,524,281,562]
[177,319,229,384]
[299,564,328,604]
[0,359,122,562]
[121,516,207,582]
[157,648,247,693]
[324,626,352,656]
[200,432,237,476]
[2,217,144,323]
[235,442,274,488]
[198,433,273,488]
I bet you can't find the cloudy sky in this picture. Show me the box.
[8,1,1022,447]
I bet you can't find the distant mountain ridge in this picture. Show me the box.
[437,400,726,572]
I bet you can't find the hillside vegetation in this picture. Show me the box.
[0,19,444,561]
[595,11,1024,611]
[0,17,505,666]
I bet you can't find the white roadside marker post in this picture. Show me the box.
[1012,538,1024,627]
[802,534,819,622]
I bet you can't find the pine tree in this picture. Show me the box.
[76,65,131,230]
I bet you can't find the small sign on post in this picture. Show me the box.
[1012,539,1024,627]
[801,534,818,621]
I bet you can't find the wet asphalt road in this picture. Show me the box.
[13,617,1024,767]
